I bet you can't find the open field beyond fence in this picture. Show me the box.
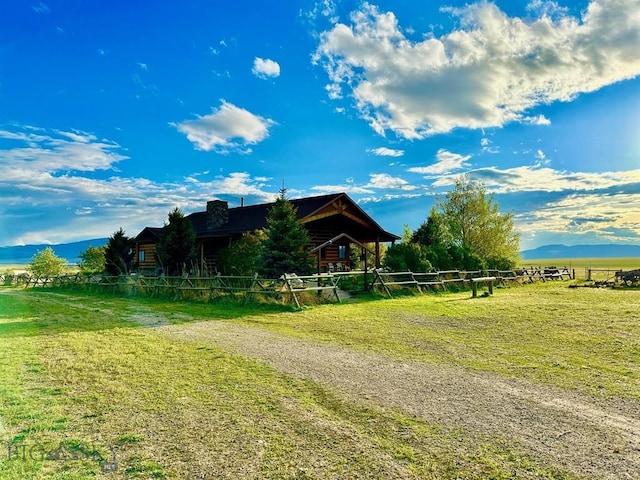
[1,282,638,479]
[524,257,640,281]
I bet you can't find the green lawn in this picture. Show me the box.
[1,282,638,478]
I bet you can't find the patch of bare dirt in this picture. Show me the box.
[161,321,640,480]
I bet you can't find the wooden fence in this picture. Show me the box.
[2,271,366,307]
[372,266,573,298]
[584,267,640,286]
[1,264,579,305]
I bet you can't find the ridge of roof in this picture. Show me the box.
[137,192,399,241]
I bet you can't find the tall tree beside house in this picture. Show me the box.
[258,190,314,278]
[104,228,135,275]
[155,207,196,276]
[413,175,519,270]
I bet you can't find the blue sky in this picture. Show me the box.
[1,0,639,250]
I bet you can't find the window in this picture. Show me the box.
[338,245,346,259]
[138,250,145,263]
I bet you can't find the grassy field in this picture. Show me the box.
[0,281,638,478]
[523,257,640,280]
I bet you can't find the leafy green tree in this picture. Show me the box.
[438,175,519,268]
[447,244,486,271]
[218,231,265,275]
[155,208,197,276]
[104,228,135,276]
[257,190,314,278]
[411,207,450,248]
[401,223,413,243]
[411,207,484,271]
[382,242,432,272]
[27,247,67,277]
[78,245,106,274]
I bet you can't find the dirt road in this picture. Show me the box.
[163,321,640,480]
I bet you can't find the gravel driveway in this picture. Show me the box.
[162,320,640,480]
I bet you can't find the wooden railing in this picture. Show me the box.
[8,272,350,307]
[371,266,573,298]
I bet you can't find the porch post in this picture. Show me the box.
[363,246,369,292]
[200,242,204,275]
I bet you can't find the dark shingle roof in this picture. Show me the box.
[138,193,399,242]
[187,193,346,236]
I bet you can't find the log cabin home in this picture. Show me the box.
[134,192,399,275]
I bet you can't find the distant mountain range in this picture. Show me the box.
[0,238,109,265]
[1,239,638,265]
[520,243,640,259]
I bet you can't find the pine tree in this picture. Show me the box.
[104,228,135,275]
[258,190,314,278]
[155,208,196,276]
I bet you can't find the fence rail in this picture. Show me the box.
[372,266,573,298]
[1,272,358,307]
[2,263,606,305]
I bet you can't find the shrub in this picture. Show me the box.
[382,243,432,272]
[218,231,265,275]
[78,245,106,274]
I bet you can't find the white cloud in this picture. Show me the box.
[302,0,339,30]
[32,2,50,14]
[183,172,274,202]
[523,114,551,126]
[407,149,471,175]
[0,125,280,245]
[368,147,404,157]
[358,192,425,204]
[516,192,640,243]
[172,100,275,154]
[310,184,374,195]
[252,57,281,79]
[480,137,500,153]
[526,0,569,19]
[366,173,415,190]
[314,0,640,138]
[431,164,640,194]
[0,127,126,173]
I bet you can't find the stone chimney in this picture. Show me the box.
[206,200,229,230]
